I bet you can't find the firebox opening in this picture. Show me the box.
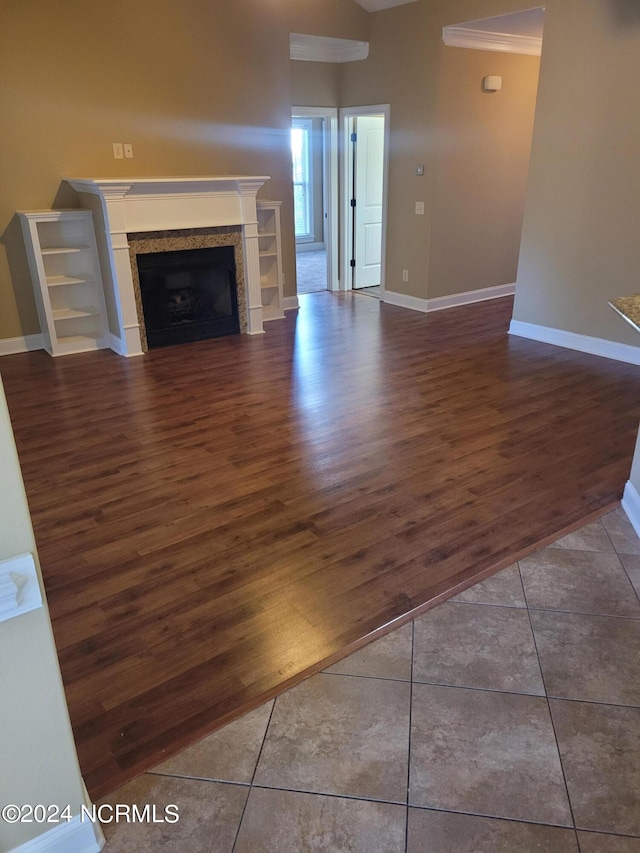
[137,246,240,349]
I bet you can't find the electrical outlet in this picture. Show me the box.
[415,201,425,215]
[123,143,134,159]
[402,270,409,282]
[112,142,124,159]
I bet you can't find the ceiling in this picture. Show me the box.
[453,8,545,39]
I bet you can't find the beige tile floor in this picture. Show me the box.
[100,507,640,852]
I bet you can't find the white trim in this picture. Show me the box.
[383,283,515,314]
[622,481,640,540]
[509,320,640,366]
[66,176,269,352]
[290,34,369,63]
[9,814,103,853]
[108,332,143,357]
[383,290,429,313]
[426,282,515,312]
[108,332,124,355]
[292,107,339,293]
[0,333,44,356]
[443,25,542,56]
[283,295,300,312]
[292,116,314,242]
[340,105,391,295]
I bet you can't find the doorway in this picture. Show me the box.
[340,105,390,299]
[291,107,338,295]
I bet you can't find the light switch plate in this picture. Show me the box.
[0,553,42,624]
[415,201,425,215]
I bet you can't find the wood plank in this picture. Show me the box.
[3,292,640,798]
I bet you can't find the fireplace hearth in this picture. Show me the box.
[137,246,239,348]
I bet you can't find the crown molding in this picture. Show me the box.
[353,0,418,9]
[442,25,542,56]
[290,34,369,63]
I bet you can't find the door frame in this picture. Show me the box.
[291,106,339,292]
[339,104,391,295]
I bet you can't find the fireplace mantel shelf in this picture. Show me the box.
[66,175,272,356]
[67,176,271,197]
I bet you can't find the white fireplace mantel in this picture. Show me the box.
[66,176,271,356]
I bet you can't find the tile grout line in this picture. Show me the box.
[322,670,412,684]
[230,698,278,853]
[235,781,592,829]
[610,533,640,609]
[410,677,545,699]
[599,512,640,608]
[247,782,406,808]
[449,599,640,621]
[600,512,622,558]
[619,559,640,608]
[602,513,640,610]
[518,559,580,835]
[404,619,416,853]
[146,770,251,787]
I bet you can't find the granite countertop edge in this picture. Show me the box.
[609,295,640,335]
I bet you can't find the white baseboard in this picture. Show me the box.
[283,296,300,312]
[383,290,429,313]
[383,283,515,314]
[426,282,516,312]
[9,815,103,853]
[622,481,640,539]
[0,334,44,356]
[509,320,640,366]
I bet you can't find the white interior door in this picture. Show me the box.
[353,114,384,289]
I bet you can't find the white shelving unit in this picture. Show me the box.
[256,200,284,322]
[18,210,109,356]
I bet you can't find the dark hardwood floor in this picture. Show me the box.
[3,292,640,798]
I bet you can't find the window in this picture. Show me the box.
[291,118,314,241]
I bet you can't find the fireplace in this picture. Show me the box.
[137,246,239,349]
[65,176,270,356]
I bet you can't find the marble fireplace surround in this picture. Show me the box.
[66,176,270,357]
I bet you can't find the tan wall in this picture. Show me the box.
[427,49,539,298]
[4,0,638,350]
[341,1,437,299]
[512,0,640,346]
[0,375,89,850]
[340,0,539,300]
[291,61,340,107]
[0,0,368,341]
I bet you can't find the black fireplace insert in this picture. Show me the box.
[137,246,239,348]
